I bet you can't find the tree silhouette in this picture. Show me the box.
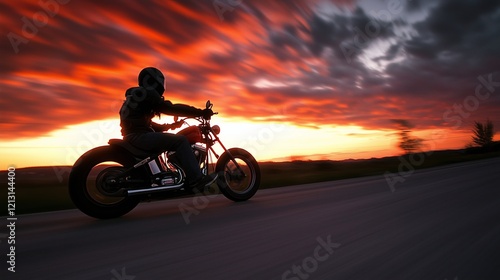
[392,119,423,154]
[399,130,423,154]
[471,120,494,148]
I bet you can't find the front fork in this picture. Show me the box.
[205,131,246,176]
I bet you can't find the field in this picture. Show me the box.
[1,147,499,216]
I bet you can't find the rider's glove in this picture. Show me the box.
[202,109,214,120]
[159,124,171,131]
[169,121,184,130]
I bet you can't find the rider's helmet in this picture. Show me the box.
[138,67,165,96]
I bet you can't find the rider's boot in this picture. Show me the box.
[190,172,219,193]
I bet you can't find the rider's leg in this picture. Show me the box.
[125,132,202,183]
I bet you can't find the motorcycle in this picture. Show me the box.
[68,101,260,219]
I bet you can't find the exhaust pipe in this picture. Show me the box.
[126,183,184,196]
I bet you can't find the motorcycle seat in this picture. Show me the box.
[108,139,156,159]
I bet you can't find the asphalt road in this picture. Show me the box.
[2,157,500,280]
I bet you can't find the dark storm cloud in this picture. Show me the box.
[200,0,498,132]
[384,0,500,100]
[324,0,500,130]
[405,0,500,59]
[306,7,396,60]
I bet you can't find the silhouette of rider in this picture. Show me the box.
[119,67,218,191]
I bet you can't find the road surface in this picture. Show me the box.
[1,157,500,280]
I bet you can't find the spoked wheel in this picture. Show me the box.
[215,148,260,201]
[68,146,140,219]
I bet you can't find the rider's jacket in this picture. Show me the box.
[119,87,203,136]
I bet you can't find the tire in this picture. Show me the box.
[68,146,140,219]
[215,148,260,202]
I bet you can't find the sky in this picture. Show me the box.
[1,0,499,168]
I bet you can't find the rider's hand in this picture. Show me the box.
[202,109,214,120]
[159,124,171,131]
[170,121,184,130]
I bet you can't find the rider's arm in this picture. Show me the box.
[151,121,184,132]
[157,100,204,117]
[151,122,167,132]
[147,89,211,118]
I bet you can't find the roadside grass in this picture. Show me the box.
[1,149,499,216]
[260,149,500,188]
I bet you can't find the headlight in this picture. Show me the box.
[211,125,221,135]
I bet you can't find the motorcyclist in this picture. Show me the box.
[119,67,218,191]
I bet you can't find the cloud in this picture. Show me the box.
[1,0,499,140]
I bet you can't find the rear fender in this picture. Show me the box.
[71,145,135,171]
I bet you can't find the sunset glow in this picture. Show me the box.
[1,0,499,168]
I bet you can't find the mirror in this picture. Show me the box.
[206,100,213,109]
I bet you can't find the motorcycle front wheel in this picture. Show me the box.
[215,148,261,202]
[68,146,140,219]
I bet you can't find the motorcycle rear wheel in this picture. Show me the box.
[215,148,260,201]
[68,146,140,219]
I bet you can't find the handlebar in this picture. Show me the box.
[174,100,217,124]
